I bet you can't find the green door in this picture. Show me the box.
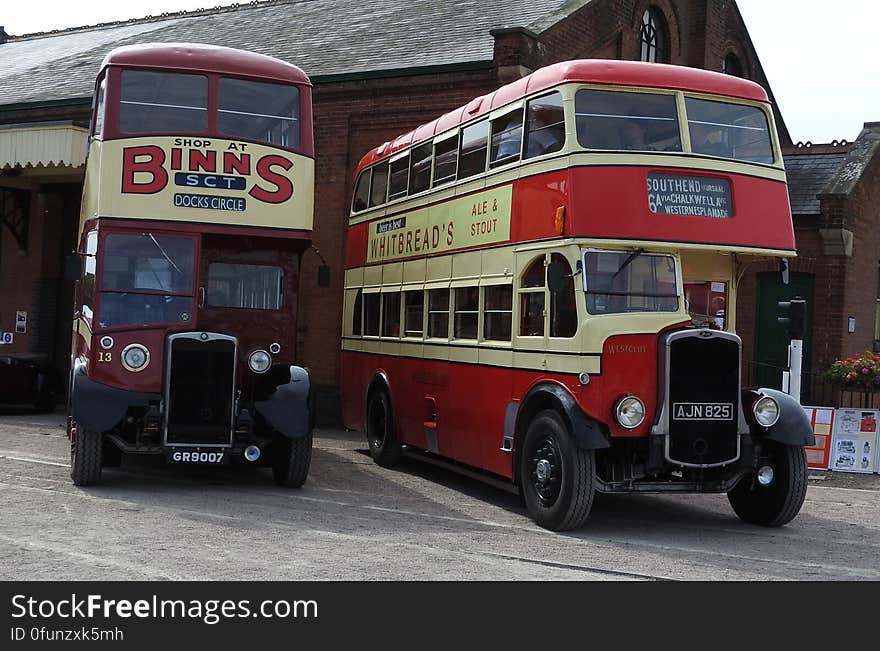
[754,272,814,397]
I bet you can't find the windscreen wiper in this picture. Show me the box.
[146,233,182,274]
[612,248,645,279]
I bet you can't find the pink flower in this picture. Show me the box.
[863,368,870,375]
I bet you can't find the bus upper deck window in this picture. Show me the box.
[218,78,300,147]
[432,138,458,187]
[120,70,208,134]
[369,162,389,208]
[490,108,524,167]
[388,154,410,201]
[409,143,433,195]
[685,97,773,164]
[92,79,106,138]
[458,120,489,180]
[525,93,565,159]
[575,89,681,153]
[352,170,371,213]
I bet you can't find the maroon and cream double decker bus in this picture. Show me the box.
[342,60,814,531]
[68,44,316,487]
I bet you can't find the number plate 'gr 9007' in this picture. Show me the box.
[166,449,227,464]
[672,403,733,421]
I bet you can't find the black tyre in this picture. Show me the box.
[727,442,807,527]
[70,420,102,486]
[272,434,312,488]
[366,388,402,467]
[520,409,595,531]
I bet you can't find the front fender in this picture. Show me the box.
[743,387,815,446]
[254,365,313,439]
[518,382,610,450]
[70,362,158,433]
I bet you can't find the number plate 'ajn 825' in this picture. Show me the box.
[672,403,734,421]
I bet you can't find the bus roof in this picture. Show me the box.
[356,59,770,170]
[100,43,311,86]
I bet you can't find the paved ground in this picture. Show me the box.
[1,410,878,581]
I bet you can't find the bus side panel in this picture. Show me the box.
[509,168,569,243]
[389,355,434,453]
[438,357,513,474]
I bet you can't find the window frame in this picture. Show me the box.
[581,248,682,316]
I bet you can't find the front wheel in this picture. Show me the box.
[520,410,595,531]
[70,420,102,486]
[366,389,402,467]
[272,434,313,488]
[727,442,807,527]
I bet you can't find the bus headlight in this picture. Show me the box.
[614,396,645,429]
[121,344,150,372]
[248,350,271,374]
[752,396,779,427]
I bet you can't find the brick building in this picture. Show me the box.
[736,127,880,403]
[0,0,867,417]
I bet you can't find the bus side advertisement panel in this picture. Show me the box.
[363,186,513,265]
[94,137,314,231]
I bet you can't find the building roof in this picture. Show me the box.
[0,0,592,109]
[783,124,880,215]
[783,150,848,216]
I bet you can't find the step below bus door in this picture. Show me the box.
[423,396,439,454]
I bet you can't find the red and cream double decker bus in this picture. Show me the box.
[68,44,316,487]
[342,60,814,531]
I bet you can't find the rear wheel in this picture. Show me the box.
[727,441,807,526]
[70,420,102,486]
[366,388,402,467]
[520,410,595,531]
[272,434,312,488]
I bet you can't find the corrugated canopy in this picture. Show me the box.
[0,122,88,169]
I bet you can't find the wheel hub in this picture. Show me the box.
[536,459,552,482]
[531,438,561,506]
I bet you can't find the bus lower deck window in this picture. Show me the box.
[483,285,513,341]
[453,287,479,339]
[427,289,450,338]
[404,291,425,337]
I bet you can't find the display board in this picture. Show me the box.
[802,406,835,470]
[828,408,878,473]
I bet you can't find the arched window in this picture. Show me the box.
[639,7,669,63]
[722,53,743,77]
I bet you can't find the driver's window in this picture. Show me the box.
[82,231,97,321]
[549,253,577,337]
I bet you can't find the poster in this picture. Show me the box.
[802,406,835,470]
[828,408,878,473]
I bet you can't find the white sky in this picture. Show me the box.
[2,1,875,143]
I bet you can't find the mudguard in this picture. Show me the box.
[254,365,313,439]
[518,383,610,450]
[744,387,815,446]
[70,362,158,433]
